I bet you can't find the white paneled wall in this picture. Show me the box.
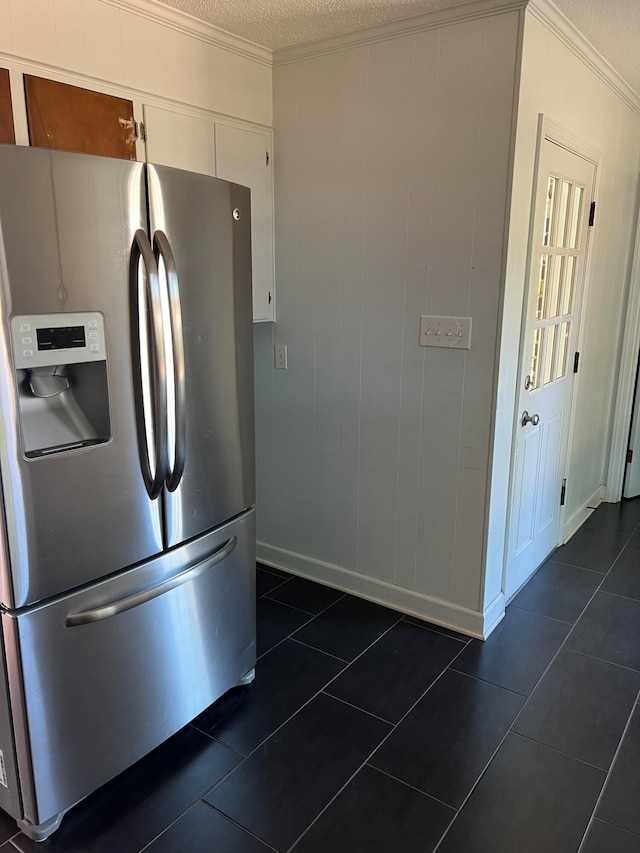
[0,0,272,125]
[486,10,640,609]
[256,10,521,635]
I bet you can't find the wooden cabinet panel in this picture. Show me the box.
[24,75,137,160]
[0,68,16,144]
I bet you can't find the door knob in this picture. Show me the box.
[521,411,540,427]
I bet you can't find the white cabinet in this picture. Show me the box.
[142,104,274,322]
[142,104,215,175]
[215,123,274,322]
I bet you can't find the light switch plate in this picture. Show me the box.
[419,315,472,349]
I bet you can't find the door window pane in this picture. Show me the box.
[557,180,571,248]
[542,176,558,247]
[530,328,544,391]
[569,185,584,249]
[562,255,577,315]
[536,254,551,320]
[549,255,564,318]
[557,321,571,379]
[544,323,558,385]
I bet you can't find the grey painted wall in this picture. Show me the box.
[255,9,520,634]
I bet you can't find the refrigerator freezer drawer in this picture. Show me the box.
[3,510,256,827]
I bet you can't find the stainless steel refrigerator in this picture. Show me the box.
[0,145,256,841]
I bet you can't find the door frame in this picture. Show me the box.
[503,114,601,598]
[607,207,640,500]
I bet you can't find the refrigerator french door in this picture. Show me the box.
[0,145,256,840]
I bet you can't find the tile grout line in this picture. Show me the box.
[367,764,458,813]
[210,613,405,777]
[195,614,408,849]
[138,799,281,853]
[263,591,347,617]
[283,639,472,853]
[257,565,290,579]
[575,694,640,852]
[508,729,617,774]
[586,815,640,841]
[287,636,351,663]
[188,725,249,758]
[539,559,612,576]
[563,646,640,676]
[591,587,640,605]
[257,585,350,659]
[400,615,471,644]
[202,801,282,853]
[141,645,376,853]
[446,665,528,698]
[262,588,346,617]
[257,578,292,596]
[432,514,640,851]
[318,691,399,726]
[542,561,608,576]
[507,602,576,626]
[134,748,251,853]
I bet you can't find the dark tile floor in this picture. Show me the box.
[2,501,640,851]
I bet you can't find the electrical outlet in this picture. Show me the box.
[419,315,472,349]
[274,344,288,369]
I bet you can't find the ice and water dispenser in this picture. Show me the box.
[11,312,110,457]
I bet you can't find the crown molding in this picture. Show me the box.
[101,0,273,67]
[527,0,640,115]
[273,0,527,65]
[103,0,640,113]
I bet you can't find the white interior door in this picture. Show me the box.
[506,139,595,599]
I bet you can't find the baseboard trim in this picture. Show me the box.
[257,542,501,639]
[562,484,605,543]
[482,591,507,638]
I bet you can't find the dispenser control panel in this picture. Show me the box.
[11,312,106,369]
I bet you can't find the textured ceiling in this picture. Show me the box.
[159,0,640,95]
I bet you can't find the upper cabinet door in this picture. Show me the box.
[215,123,274,322]
[0,69,16,144]
[142,102,275,322]
[142,104,215,175]
[24,75,137,160]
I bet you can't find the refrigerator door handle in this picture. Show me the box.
[153,230,186,493]
[65,535,237,626]
[130,229,168,499]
